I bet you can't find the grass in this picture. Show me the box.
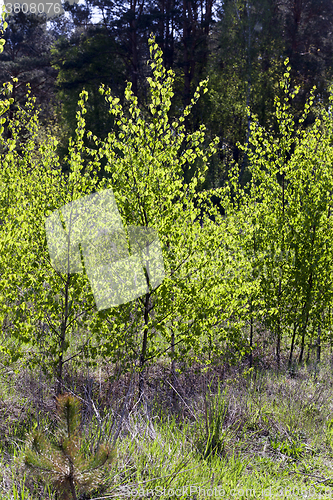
[1,355,333,498]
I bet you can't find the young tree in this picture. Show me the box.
[0,33,251,401]
[87,37,253,396]
[25,394,116,500]
[0,80,109,392]
[232,61,333,367]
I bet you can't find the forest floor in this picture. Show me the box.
[1,353,333,499]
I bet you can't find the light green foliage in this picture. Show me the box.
[91,37,251,371]
[0,7,7,55]
[0,83,106,382]
[0,8,12,132]
[0,34,251,387]
[231,59,333,362]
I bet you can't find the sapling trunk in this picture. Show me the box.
[69,476,78,500]
[299,228,315,364]
[276,170,285,370]
[57,274,71,395]
[276,324,281,369]
[249,315,253,368]
[288,322,297,370]
[299,305,310,365]
[317,325,321,364]
[306,339,312,364]
[171,328,178,409]
[139,291,150,400]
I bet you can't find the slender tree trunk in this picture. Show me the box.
[306,338,312,364]
[69,476,78,500]
[328,306,333,363]
[183,0,193,109]
[239,1,252,183]
[166,0,176,69]
[129,19,139,97]
[298,326,306,365]
[298,291,312,365]
[249,232,256,368]
[317,325,321,364]
[249,311,253,368]
[57,274,71,396]
[291,0,302,54]
[299,224,315,364]
[159,0,165,53]
[129,0,145,97]
[276,322,281,369]
[276,171,285,369]
[139,291,150,400]
[288,322,297,370]
[298,308,310,365]
[171,328,178,410]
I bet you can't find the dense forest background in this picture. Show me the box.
[2,0,333,186]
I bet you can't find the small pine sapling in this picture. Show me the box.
[24,394,116,500]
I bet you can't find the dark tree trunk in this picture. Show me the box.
[306,337,312,364]
[182,0,215,110]
[129,0,145,96]
[276,323,281,369]
[249,314,253,368]
[317,325,321,364]
[57,274,71,396]
[298,306,310,365]
[171,328,178,410]
[288,322,297,370]
[298,326,306,365]
[138,291,150,400]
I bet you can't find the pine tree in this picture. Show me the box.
[25,394,116,500]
